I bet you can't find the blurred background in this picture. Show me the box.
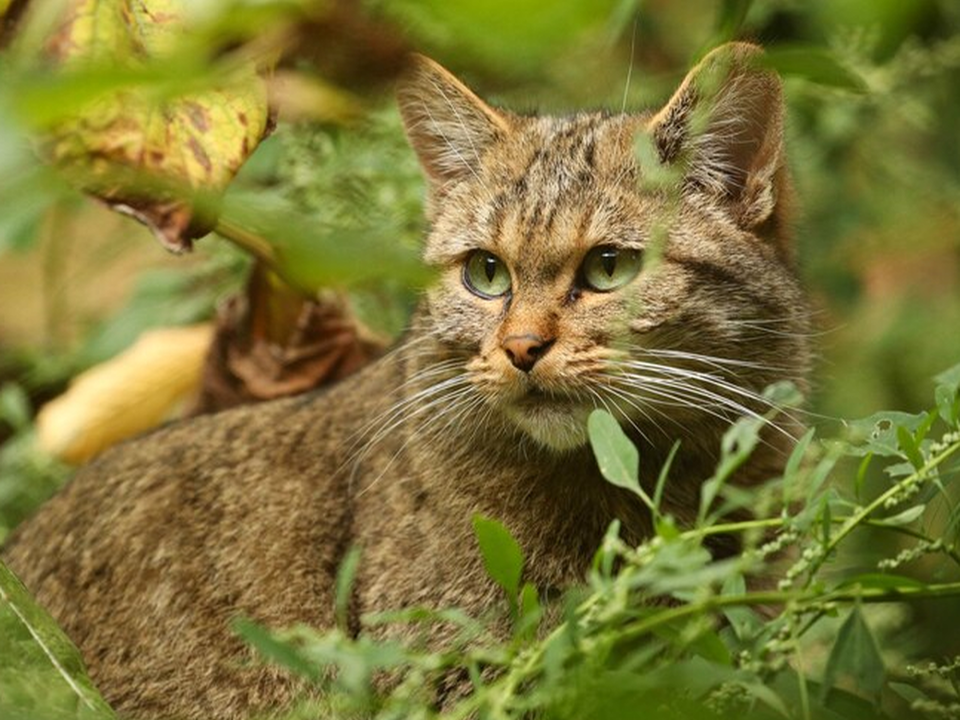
[0,0,958,699]
[0,0,958,543]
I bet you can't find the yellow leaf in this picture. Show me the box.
[36,0,271,251]
[36,324,213,465]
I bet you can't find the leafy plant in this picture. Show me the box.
[0,559,114,720]
[230,364,960,720]
[0,384,70,544]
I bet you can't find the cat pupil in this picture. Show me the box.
[485,256,497,282]
[601,250,617,277]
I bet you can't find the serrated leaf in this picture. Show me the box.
[0,559,116,719]
[821,606,885,705]
[588,409,653,510]
[472,515,524,604]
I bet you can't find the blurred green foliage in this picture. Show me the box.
[2,0,958,417]
[0,0,959,717]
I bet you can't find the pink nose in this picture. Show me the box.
[501,334,554,373]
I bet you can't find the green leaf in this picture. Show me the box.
[845,411,928,457]
[820,606,885,705]
[232,618,320,681]
[875,504,925,527]
[935,384,960,428]
[690,628,732,666]
[835,573,925,591]
[714,0,753,42]
[888,681,930,705]
[520,582,540,620]
[472,514,524,603]
[335,545,362,631]
[934,361,960,396]
[592,519,622,580]
[914,410,938,446]
[896,425,924,469]
[517,582,541,641]
[20,0,272,252]
[218,193,431,293]
[697,416,763,524]
[820,495,832,545]
[720,573,761,642]
[934,363,960,428]
[0,383,31,432]
[762,47,869,92]
[784,427,814,482]
[655,515,680,540]
[855,452,873,502]
[653,440,680,515]
[0,559,116,720]
[738,678,792,718]
[588,409,653,511]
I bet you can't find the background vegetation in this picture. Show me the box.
[0,0,959,719]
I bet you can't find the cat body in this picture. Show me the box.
[4,44,811,719]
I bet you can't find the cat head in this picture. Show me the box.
[397,43,810,452]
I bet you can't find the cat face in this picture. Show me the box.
[398,45,811,452]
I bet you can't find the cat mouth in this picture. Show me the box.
[503,390,592,451]
[514,387,581,410]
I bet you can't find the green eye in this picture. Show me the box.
[581,246,643,292]
[463,250,512,298]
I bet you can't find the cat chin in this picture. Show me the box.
[503,404,592,452]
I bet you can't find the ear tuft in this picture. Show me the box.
[648,43,787,235]
[397,55,511,196]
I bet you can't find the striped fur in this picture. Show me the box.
[3,44,812,720]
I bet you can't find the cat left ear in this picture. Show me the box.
[397,55,512,197]
[648,43,787,236]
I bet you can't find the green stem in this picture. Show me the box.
[806,440,960,581]
[468,578,960,718]
[615,580,960,647]
[213,217,314,297]
[680,514,960,568]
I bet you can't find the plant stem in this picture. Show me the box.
[806,439,960,581]
[681,515,960,568]
[615,580,960,647]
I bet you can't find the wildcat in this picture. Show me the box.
[3,42,811,720]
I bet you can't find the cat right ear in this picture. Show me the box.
[647,43,787,238]
[397,55,511,197]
